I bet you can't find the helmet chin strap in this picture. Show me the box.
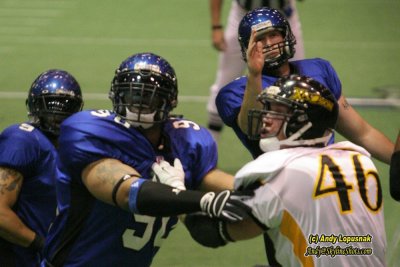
[259,122,333,153]
[125,108,156,129]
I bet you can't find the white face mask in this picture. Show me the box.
[125,108,156,129]
[258,117,287,152]
[259,137,281,152]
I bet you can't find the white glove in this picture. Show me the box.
[152,158,186,190]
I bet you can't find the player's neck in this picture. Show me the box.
[264,62,290,77]
[277,62,291,76]
[142,125,162,148]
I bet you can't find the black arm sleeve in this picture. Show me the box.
[135,181,205,216]
[390,151,400,201]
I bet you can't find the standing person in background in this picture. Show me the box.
[42,52,251,267]
[207,0,304,143]
[0,69,84,266]
[390,131,400,201]
[216,7,394,164]
[186,75,387,267]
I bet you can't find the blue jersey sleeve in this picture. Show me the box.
[58,110,156,182]
[216,76,246,128]
[165,118,218,189]
[0,123,57,267]
[0,123,42,177]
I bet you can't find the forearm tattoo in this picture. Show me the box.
[342,98,350,109]
[0,167,22,195]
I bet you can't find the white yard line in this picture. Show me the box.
[0,92,398,107]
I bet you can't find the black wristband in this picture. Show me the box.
[212,25,223,30]
[28,234,44,252]
[112,174,139,207]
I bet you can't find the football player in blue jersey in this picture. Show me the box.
[42,52,251,267]
[216,7,394,163]
[207,0,305,143]
[0,69,84,266]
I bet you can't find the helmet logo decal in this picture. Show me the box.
[265,85,281,95]
[251,20,273,32]
[133,62,161,74]
[291,87,334,111]
[55,89,77,96]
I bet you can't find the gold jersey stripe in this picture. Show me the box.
[280,210,314,266]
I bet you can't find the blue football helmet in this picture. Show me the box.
[109,52,178,129]
[238,7,296,69]
[26,69,84,136]
[248,75,338,152]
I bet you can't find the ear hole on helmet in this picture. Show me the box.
[297,114,308,122]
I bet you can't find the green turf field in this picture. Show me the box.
[0,0,399,266]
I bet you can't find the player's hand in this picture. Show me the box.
[152,158,186,190]
[246,29,265,76]
[212,28,226,51]
[200,190,253,223]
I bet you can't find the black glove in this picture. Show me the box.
[184,213,232,248]
[28,233,45,260]
[28,234,44,252]
[199,190,253,223]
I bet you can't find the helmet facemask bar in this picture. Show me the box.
[247,109,291,140]
[247,95,293,140]
[261,35,296,69]
[111,71,177,128]
[27,94,83,135]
